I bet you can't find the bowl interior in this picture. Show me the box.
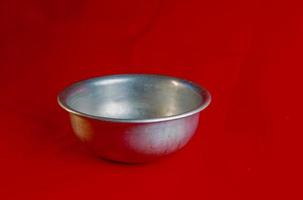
[59,75,208,120]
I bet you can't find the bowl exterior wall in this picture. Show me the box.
[69,113,200,163]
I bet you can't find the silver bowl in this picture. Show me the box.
[58,74,211,163]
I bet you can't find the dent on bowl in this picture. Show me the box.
[58,74,211,163]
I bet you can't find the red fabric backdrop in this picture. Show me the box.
[1,0,302,199]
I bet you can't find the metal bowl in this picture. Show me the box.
[58,74,211,163]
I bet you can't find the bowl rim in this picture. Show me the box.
[57,74,211,123]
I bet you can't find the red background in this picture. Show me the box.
[1,0,302,199]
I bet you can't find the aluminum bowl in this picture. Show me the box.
[58,74,211,163]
